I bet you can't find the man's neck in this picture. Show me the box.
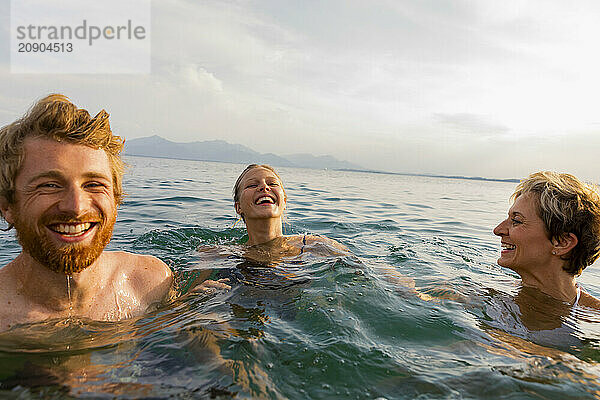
[8,252,103,312]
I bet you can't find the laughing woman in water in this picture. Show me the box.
[232,164,348,262]
[493,171,600,309]
[189,164,348,291]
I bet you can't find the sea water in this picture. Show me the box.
[1,156,600,399]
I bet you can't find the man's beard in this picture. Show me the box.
[13,210,116,275]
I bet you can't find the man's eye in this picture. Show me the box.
[246,184,258,188]
[268,182,279,186]
[86,182,106,189]
[38,183,60,189]
[511,218,522,225]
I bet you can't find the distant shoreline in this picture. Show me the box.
[336,168,520,183]
[124,153,520,184]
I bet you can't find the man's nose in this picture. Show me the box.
[59,185,88,215]
[258,181,271,191]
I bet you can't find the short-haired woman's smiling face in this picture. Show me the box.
[235,167,286,221]
[493,192,554,273]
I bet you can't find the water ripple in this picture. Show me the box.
[1,159,599,398]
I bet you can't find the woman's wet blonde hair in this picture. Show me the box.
[513,171,600,275]
[233,164,286,220]
[0,94,125,207]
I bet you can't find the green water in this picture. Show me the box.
[1,156,600,399]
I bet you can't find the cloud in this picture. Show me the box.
[433,113,509,137]
[2,0,600,180]
[169,64,223,92]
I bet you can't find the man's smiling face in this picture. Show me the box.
[2,137,117,274]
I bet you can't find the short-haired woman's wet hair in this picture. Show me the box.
[513,171,600,276]
[0,94,125,206]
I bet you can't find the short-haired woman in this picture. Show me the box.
[493,171,600,308]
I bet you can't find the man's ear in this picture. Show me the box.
[0,196,14,225]
[551,233,578,256]
[234,202,241,215]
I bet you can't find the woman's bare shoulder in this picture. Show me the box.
[303,234,349,253]
[579,291,600,309]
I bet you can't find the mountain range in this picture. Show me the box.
[123,135,362,170]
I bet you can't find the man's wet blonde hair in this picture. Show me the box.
[0,94,125,207]
[512,171,600,275]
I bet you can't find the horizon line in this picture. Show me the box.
[123,153,520,184]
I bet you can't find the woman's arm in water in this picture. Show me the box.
[184,245,233,293]
[374,264,435,301]
[374,264,470,303]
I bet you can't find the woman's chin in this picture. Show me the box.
[497,257,514,269]
[247,212,283,221]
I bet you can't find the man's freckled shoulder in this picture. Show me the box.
[0,267,18,296]
[107,251,173,284]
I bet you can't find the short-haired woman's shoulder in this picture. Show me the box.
[579,291,600,309]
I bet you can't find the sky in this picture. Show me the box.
[1,0,600,180]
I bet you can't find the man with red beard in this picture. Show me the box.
[0,94,174,331]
